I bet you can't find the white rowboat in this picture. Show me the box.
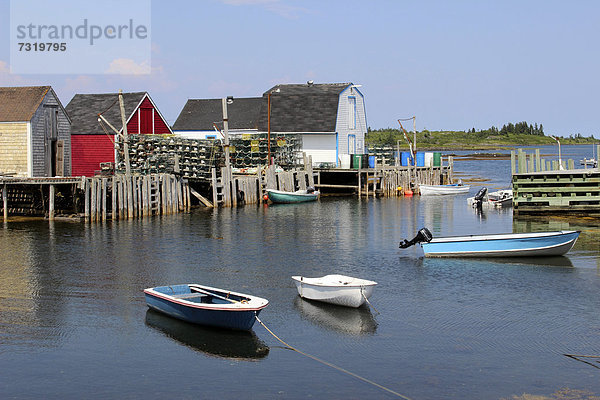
[419,184,470,195]
[291,274,377,308]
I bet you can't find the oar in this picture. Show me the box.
[189,285,239,304]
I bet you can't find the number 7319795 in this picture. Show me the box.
[18,42,67,51]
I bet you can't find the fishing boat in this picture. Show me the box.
[266,188,320,203]
[291,274,377,308]
[399,227,580,257]
[143,284,269,331]
[467,188,513,208]
[419,183,470,195]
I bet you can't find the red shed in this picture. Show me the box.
[66,92,172,176]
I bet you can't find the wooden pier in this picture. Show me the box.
[512,147,600,217]
[1,173,190,222]
[211,155,315,207]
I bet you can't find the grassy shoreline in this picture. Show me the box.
[366,131,598,151]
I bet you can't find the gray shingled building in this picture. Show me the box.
[172,81,367,166]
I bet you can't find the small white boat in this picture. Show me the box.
[580,158,598,168]
[419,183,470,195]
[468,188,513,208]
[291,275,377,308]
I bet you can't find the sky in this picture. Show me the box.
[0,0,598,136]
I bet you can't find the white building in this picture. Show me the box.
[258,82,367,166]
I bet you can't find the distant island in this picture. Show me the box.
[366,121,597,150]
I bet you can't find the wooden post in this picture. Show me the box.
[142,176,148,217]
[2,184,7,221]
[535,149,541,172]
[211,168,218,206]
[127,176,134,219]
[101,178,107,221]
[90,179,97,222]
[118,176,125,220]
[85,178,90,221]
[161,175,167,215]
[257,167,264,203]
[510,151,516,175]
[48,185,55,220]
[111,177,116,220]
[186,180,191,211]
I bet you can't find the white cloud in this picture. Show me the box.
[0,60,34,86]
[106,58,151,75]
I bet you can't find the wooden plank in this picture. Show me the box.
[189,186,213,207]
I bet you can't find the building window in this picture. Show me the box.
[348,96,356,130]
[348,134,356,154]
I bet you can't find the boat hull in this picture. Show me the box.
[422,230,580,257]
[144,284,268,331]
[420,184,470,195]
[267,189,319,203]
[292,275,377,308]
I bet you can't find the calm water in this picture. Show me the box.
[1,145,599,399]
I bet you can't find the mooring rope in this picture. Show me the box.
[255,315,412,400]
[361,290,380,315]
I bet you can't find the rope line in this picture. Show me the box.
[255,315,412,400]
[361,291,380,315]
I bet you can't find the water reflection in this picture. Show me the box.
[144,309,270,361]
[293,296,377,336]
[422,255,575,269]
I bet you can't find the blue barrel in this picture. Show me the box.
[368,155,376,168]
[401,151,413,166]
[416,152,425,167]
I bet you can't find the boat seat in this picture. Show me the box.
[172,293,207,300]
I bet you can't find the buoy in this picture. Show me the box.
[263,194,269,201]
[404,190,413,197]
[396,186,402,192]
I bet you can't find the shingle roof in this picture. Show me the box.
[172,97,263,131]
[66,92,146,135]
[257,82,351,132]
[0,86,51,122]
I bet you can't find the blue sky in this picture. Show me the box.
[0,0,598,136]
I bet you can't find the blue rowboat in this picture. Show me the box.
[399,228,580,257]
[266,188,319,203]
[143,284,269,331]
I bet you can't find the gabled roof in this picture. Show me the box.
[172,97,263,131]
[0,86,51,122]
[66,92,147,135]
[257,82,351,133]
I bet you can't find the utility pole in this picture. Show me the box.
[267,92,271,165]
[222,97,232,173]
[413,116,416,155]
[118,90,131,175]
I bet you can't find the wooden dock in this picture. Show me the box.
[512,147,600,216]
[1,173,190,222]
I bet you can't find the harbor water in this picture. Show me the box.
[1,145,599,399]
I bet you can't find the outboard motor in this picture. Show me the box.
[306,186,315,194]
[473,187,488,208]
[399,227,433,249]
